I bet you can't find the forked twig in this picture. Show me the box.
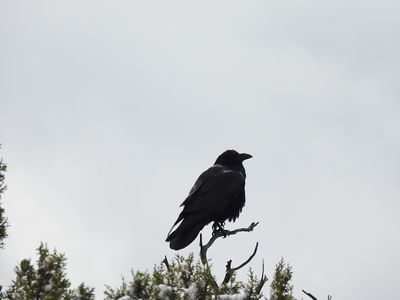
[221,242,259,285]
[255,259,268,294]
[199,222,259,265]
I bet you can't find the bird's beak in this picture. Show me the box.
[239,153,252,161]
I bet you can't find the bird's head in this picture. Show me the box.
[214,150,252,167]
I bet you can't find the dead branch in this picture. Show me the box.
[199,222,259,265]
[221,242,259,285]
[162,255,171,272]
[255,259,268,295]
[302,289,318,300]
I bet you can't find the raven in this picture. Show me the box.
[166,150,252,250]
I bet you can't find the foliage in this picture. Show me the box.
[104,253,265,300]
[71,283,95,300]
[1,243,94,300]
[270,258,294,300]
[1,246,303,300]
[0,145,7,248]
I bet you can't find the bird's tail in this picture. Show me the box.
[165,219,205,250]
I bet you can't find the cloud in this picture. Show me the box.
[1,1,399,299]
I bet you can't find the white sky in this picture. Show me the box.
[1,1,399,299]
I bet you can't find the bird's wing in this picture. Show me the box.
[166,164,245,239]
[168,165,222,231]
[179,164,221,207]
[180,164,226,207]
[181,164,245,214]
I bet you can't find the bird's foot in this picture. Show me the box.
[212,221,224,232]
[220,229,228,238]
[212,221,227,237]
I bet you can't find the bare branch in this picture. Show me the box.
[232,242,258,271]
[302,290,318,300]
[255,259,268,295]
[197,235,219,290]
[162,255,171,272]
[222,242,259,285]
[199,222,259,265]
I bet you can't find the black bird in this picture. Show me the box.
[166,150,252,250]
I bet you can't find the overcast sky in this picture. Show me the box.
[1,1,399,299]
